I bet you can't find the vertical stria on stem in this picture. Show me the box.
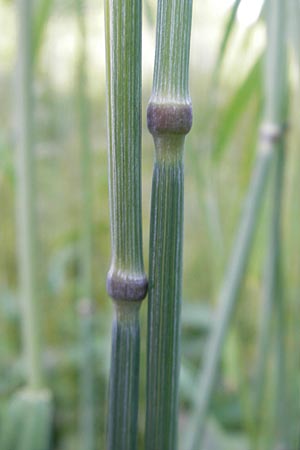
[185,1,288,449]
[104,0,147,449]
[145,1,193,450]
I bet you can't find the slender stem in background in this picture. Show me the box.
[16,0,42,389]
[75,1,96,448]
[273,218,288,450]
[253,1,288,447]
[252,146,287,447]
[77,300,96,450]
[145,1,193,450]
[76,0,93,304]
[185,1,287,449]
[104,0,147,448]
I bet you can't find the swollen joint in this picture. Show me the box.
[147,102,193,136]
[260,122,288,143]
[107,271,148,302]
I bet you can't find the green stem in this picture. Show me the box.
[105,0,146,286]
[104,0,147,448]
[252,145,286,444]
[107,302,141,450]
[273,149,288,449]
[16,0,42,389]
[146,158,184,450]
[185,1,287,448]
[78,300,96,450]
[185,149,273,450]
[76,0,93,303]
[145,2,193,450]
[274,253,287,450]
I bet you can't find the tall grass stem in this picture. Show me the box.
[104,0,147,448]
[145,1,193,449]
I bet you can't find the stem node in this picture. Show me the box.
[147,102,192,136]
[107,271,148,302]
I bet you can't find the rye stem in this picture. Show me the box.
[185,1,287,449]
[104,0,147,448]
[252,145,287,445]
[145,2,193,450]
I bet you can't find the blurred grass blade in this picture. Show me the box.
[212,0,242,85]
[32,0,55,63]
[287,0,300,69]
[185,0,288,448]
[74,0,96,447]
[1,0,54,446]
[213,55,263,161]
[77,301,96,450]
[252,142,287,447]
[0,389,53,450]
[185,148,273,450]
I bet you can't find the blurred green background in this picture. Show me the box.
[0,0,299,448]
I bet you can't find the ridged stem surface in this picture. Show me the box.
[146,158,183,450]
[107,302,141,450]
[16,0,42,389]
[145,1,193,450]
[104,0,147,448]
[185,1,287,449]
[105,0,146,289]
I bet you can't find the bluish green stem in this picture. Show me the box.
[146,158,184,450]
[107,302,141,450]
[145,1,193,450]
[104,0,147,448]
[105,0,146,288]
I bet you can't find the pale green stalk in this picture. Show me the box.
[75,2,96,448]
[104,0,147,448]
[145,2,193,450]
[185,1,287,449]
[16,0,42,390]
[77,300,96,450]
[76,0,93,306]
[274,245,288,450]
[0,0,53,448]
[252,1,288,446]
[252,147,287,447]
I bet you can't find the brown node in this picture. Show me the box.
[147,102,192,136]
[107,272,148,302]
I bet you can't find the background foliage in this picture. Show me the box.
[0,0,299,448]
